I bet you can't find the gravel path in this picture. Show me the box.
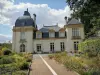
[30,54,78,75]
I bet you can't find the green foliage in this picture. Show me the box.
[50,52,100,75]
[48,54,54,59]
[12,70,27,75]
[0,56,15,64]
[66,0,100,37]
[3,50,12,55]
[19,62,29,70]
[0,53,32,75]
[0,43,12,50]
[78,39,100,57]
[0,50,3,56]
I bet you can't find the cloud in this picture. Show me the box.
[0,0,72,42]
[0,34,11,43]
[0,0,72,28]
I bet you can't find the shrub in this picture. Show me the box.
[3,50,12,55]
[26,57,32,62]
[48,54,54,59]
[78,39,100,58]
[0,56,15,64]
[12,70,27,75]
[0,50,3,56]
[20,62,29,70]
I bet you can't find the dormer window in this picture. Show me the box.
[49,29,55,38]
[36,31,42,38]
[59,28,65,37]
[49,32,55,38]
[59,31,65,37]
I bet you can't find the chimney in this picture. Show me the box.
[64,16,67,25]
[33,13,36,28]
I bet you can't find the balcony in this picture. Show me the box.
[72,36,81,40]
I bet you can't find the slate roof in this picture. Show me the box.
[39,25,60,32]
[67,18,82,25]
[15,9,36,28]
[35,25,67,39]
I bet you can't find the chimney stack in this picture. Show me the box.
[33,13,36,27]
[64,16,67,25]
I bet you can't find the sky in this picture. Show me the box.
[0,0,72,43]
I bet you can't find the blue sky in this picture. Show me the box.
[14,0,67,9]
[0,0,72,42]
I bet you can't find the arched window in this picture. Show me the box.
[20,44,25,52]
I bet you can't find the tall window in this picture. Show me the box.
[20,44,25,52]
[20,32,25,39]
[72,28,80,36]
[74,41,79,50]
[37,44,41,52]
[50,43,54,52]
[49,32,55,38]
[60,42,65,51]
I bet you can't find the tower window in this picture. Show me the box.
[72,28,80,36]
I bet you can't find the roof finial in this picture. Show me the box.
[27,8,28,11]
[43,24,44,27]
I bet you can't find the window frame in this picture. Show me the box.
[72,28,80,37]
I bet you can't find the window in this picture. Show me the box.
[36,44,41,52]
[60,42,65,51]
[72,28,80,36]
[49,32,54,38]
[59,32,65,37]
[20,44,25,52]
[36,33,41,38]
[20,32,25,39]
[74,41,79,50]
[50,43,54,52]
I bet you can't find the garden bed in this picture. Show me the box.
[48,52,100,75]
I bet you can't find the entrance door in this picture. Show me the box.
[37,44,41,53]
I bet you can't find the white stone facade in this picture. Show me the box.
[12,9,85,53]
[12,25,84,53]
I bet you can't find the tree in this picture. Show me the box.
[66,0,100,37]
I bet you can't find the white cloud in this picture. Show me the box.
[0,0,72,28]
[0,0,72,42]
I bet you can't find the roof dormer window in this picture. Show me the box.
[59,31,65,37]
[49,29,55,38]
[49,32,55,38]
[36,31,42,38]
